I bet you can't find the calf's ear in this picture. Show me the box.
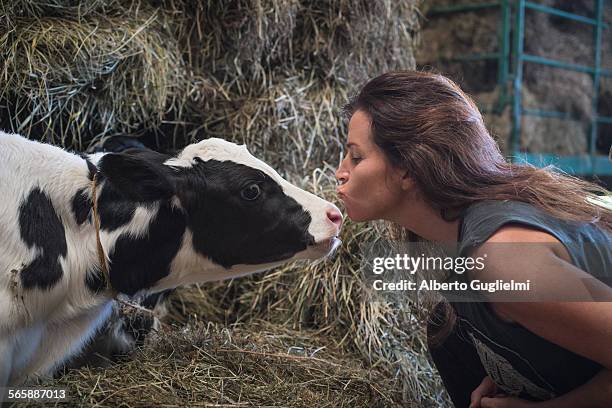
[173,161,207,212]
[99,153,174,202]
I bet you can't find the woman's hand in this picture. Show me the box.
[477,396,538,408]
[470,375,498,407]
[470,376,537,408]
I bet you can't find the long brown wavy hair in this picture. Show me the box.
[344,70,611,345]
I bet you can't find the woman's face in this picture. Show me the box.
[335,110,406,222]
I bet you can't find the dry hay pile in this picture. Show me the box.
[1,1,452,407]
[0,0,420,175]
[22,322,410,407]
[417,0,612,156]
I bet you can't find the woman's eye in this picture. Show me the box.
[240,183,261,201]
[351,155,362,164]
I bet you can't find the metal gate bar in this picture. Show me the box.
[428,0,612,176]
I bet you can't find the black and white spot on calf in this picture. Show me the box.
[0,132,342,387]
[71,188,92,226]
[18,188,68,290]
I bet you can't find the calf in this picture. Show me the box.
[0,132,342,386]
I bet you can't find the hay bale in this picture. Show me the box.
[0,0,421,173]
[0,1,195,149]
[417,7,499,64]
[521,87,589,154]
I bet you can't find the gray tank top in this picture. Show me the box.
[452,199,611,401]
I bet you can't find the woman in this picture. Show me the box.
[335,71,612,407]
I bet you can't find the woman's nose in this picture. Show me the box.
[335,169,348,185]
[335,159,348,185]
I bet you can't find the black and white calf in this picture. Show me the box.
[0,132,342,386]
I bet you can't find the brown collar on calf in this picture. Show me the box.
[91,172,118,298]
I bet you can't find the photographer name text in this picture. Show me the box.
[372,279,531,292]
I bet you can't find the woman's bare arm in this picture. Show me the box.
[470,225,612,407]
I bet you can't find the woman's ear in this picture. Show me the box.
[386,165,415,192]
[400,170,416,191]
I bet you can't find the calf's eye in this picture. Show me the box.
[240,183,261,201]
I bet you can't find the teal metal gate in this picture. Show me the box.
[428,0,612,176]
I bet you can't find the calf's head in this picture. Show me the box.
[98,138,342,289]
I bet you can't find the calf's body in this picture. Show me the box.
[0,132,341,385]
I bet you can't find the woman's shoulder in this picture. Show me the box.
[459,199,563,248]
[459,199,610,276]
[459,199,609,245]
[462,199,545,222]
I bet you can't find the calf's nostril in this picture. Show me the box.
[326,209,343,228]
